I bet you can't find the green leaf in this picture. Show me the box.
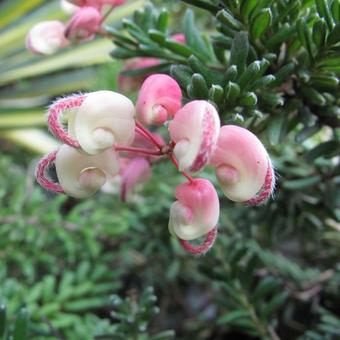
[312,19,327,48]
[253,277,280,303]
[295,124,322,143]
[237,60,261,89]
[209,85,224,105]
[240,0,258,22]
[331,0,340,21]
[0,304,6,337]
[188,73,209,99]
[283,176,322,189]
[267,114,286,145]
[250,8,272,39]
[183,9,211,61]
[305,140,340,162]
[230,32,249,73]
[170,65,193,89]
[238,92,257,106]
[316,0,334,29]
[260,291,288,320]
[13,309,28,340]
[217,9,243,30]
[217,310,250,325]
[327,23,340,45]
[297,18,315,59]
[156,9,168,33]
[225,81,241,105]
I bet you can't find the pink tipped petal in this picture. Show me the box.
[120,157,152,202]
[26,21,68,55]
[55,144,119,198]
[210,125,275,203]
[35,149,64,194]
[65,7,102,42]
[179,227,217,255]
[168,100,220,172]
[47,94,85,148]
[136,74,182,126]
[169,178,219,241]
[171,33,186,44]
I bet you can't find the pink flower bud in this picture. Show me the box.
[118,58,160,92]
[168,100,220,172]
[169,179,219,241]
[67,0,125,9]
[65,7,102,42]
[120,157,152,202]
[136,74,182,126]
[26,21,68,55]
[171,33,186,44]
[210,125,275,204]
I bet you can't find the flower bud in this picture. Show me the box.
[60,0,80,14]
[171,33,186,44]
[65,7,102,42]
[26,21,68,55]
[210,125,275,204]
[55,144,119,198]
[48,91,135,155]
[169,100,220,172]
[136,74,182,126]
[169,178,219,241]
[120,157,152,202]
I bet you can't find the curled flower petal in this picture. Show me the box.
[169,178,219,241]
[48,94,85,148]
[26,21,68,55]
[168,100,220,172]
[136,74,182,126]
[35,149,64,194]
[55,144,119,198]
[70,91,135,154]
[179,227,217,255]
[65,7,102,42]
[120,157,152,202]
[210,125,275,204]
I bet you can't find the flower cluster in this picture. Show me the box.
[26,0,125,55]
[36,74,275,255]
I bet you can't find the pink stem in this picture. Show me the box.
[35,150,64,194]
[178,227,217,255]
[100,5,116,24]
[115,146,163,156]
[169,154,195,184]
[135,122,164,150]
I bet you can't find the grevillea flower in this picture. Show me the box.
[36,80,276,256]
[136,74,182,126]
[36,144,118,198]
[26,21,68,55]
[169,179,219,254]
[65,7,102,42]
[210,125,275,205]
[67,0,125,9]
[168,100,220,172]
[48,91,135,155]
[60,0,80,14]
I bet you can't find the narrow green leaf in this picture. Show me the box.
[238,92,257,106]
[327,23,340,45]
[316,0,334,29]
[217,9,243,30]
[13,309,28,340]
[283,176,322,189]
[217,310,250,325]
[312,19,327,48]
[305,140,340,162]
[156,9,169,33]
[253,277,279,303]
[260,291,288,319]
[0,304,6,337]
[189,73,209,99]
[250,8,272,39]
[225,81,241,105]
[230,32,249,73]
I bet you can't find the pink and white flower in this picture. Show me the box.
[210,125,275,204]
[168,100,220,172]
[26,21,68,55]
